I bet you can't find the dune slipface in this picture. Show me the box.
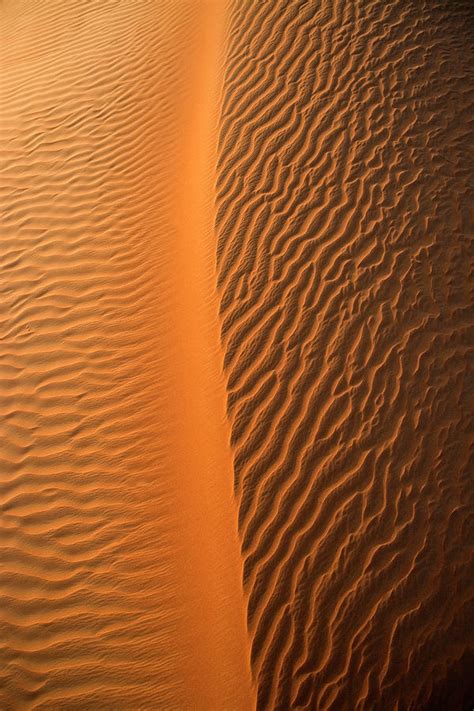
[215,1,474,709]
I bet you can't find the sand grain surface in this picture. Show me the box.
[215,1,474,709]
[1,1,251,709]
[1,0,473,709]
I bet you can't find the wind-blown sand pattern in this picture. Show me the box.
[215,1,474,709]
[1,2,252,709]
[1,0,473,709]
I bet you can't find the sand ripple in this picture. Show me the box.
[216,1,474,708]
[1,2,195,708]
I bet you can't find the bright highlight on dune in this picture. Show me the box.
[1,1,473,710]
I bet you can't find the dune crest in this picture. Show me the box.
[2,0,473,708]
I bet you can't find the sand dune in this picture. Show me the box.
[216,1,474,709]
[1,0,473,709]
[1,2,251,709]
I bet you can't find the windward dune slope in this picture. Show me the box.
[1,1,252,709]
[216,1,474,709]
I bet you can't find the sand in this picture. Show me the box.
[216,2,474,709]
[1,1,251,709]
[1,0,473,710]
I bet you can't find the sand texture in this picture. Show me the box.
[1,0,473,709]
[216,1,474,709]
[1,2,251,709]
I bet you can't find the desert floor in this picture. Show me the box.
[1,1,473,710]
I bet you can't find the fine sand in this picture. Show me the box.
[1,1,474,710]
[1,2,252,709]
[216,1,473,709]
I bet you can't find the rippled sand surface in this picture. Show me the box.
[1,1,473,709]
[216,2,474,709]
[1,2,251,709]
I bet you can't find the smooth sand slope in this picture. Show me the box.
[1,1,252,709]
[215,1,474,709]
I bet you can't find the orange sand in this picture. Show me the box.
[216,2,474,709]
[1,1,251,709]
[1,1,473,710]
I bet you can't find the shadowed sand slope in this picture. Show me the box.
[1,1,252,709]
[216,1,474,709]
